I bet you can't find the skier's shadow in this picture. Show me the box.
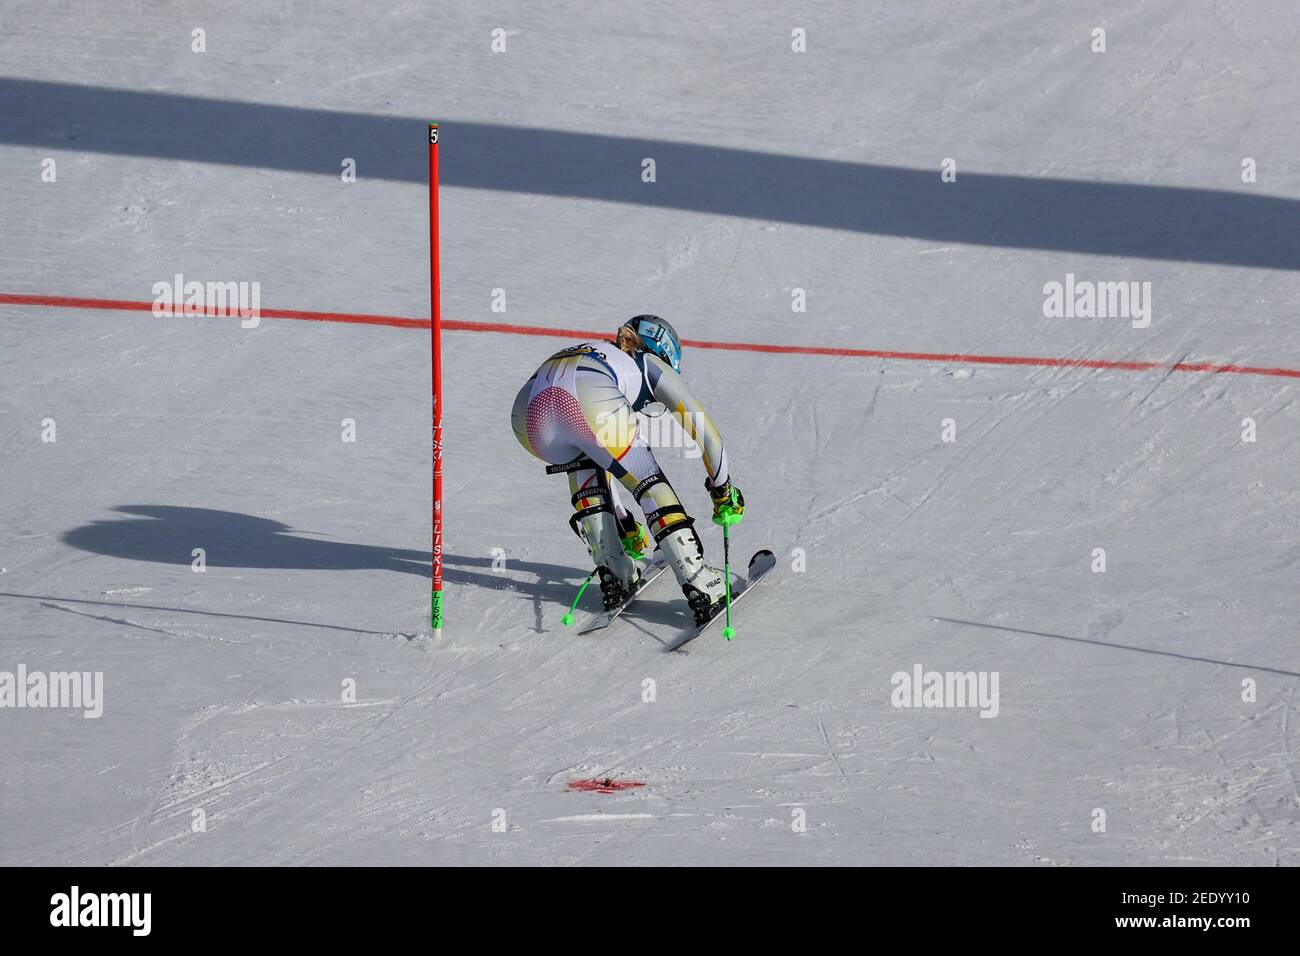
[61,505,595,629]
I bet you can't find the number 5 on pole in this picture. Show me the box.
[429,123,444,637]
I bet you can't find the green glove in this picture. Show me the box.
[615,509,650,559]
[707,478,745,527]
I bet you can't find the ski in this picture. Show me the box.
[574,558,672,634]
[664,549,776,652]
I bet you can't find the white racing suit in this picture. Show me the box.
[511,341,731,613]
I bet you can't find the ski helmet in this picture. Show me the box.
[621,314,682,372]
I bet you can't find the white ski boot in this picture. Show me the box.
[659,523,728,624]
[577,510,641,609]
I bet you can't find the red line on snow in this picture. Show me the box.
[0,293,427,330]
[3,292,1298,381]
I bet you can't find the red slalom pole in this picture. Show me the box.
[429,122,444,638]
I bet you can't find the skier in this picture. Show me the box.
[511,315,744,623]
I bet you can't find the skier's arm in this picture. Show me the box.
[642,354,730,487]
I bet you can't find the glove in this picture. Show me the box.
[706,476,744,527]
[615,509,650,560]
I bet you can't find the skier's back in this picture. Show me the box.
[511,315,744,622]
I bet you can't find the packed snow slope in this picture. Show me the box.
[1,1,1298,865]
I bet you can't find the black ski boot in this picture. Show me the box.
[684,584,725,626]
[597,564,640,610]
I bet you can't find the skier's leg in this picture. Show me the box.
[606,474,650,559]
[561,374,724,614]
[512,377,643,603]
[566,466,639,606]
[607,476,629,522]
[604,440,729,621]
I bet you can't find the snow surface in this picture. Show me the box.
[1,1,1298,865]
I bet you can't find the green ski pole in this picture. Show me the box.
[713,485,741,640]
[720,519,735,639]
[562,570,597,627]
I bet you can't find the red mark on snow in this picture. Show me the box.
[567,778,646,794]
[3,292,1298,381]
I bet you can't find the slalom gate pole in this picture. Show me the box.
[429,123,444,638]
